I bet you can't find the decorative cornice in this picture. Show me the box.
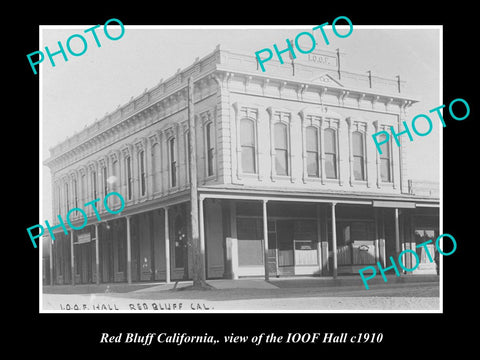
[45,49,223,168]
[44,47,417,174]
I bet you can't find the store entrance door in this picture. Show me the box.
[276,220,294,276]
[267,223,278,277]
[414,229,438,274]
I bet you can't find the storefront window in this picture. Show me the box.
[337,221,375,265]
[237,218,264,266]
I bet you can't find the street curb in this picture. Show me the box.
[42,274,439,294]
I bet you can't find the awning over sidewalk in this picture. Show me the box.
[372,200,416,208]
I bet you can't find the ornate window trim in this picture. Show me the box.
[232,103,261,182]
[200,109,217,181]
[267,106,294,182]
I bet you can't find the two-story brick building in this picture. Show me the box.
[43,44,439,286]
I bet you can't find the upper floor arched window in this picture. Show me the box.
[306,126,319,178]
[152,142,161,192]
[324,128,337,179]
[352,131,365,181]
[124,157,132,200]
[205,122,215,177]
[379,133,392,182]
[138,150,146,196]
[274,122,289,176]
[91,170,97,199]
[169,137,177,188]
[240,118,256,174]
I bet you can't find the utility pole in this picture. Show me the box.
[395,75,401,93]
[187,77,209,289]
[336,48,341,80]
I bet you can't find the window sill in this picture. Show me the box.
[167,186,180,195]
[272,175,291,181]
[203,175,217,182]
[352,180,368,185]
[136,196,149,204]
[240,172,259,178]
[380,181,394,188]
[304,176,322,183]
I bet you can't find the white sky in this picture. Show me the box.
[40,25,441,221]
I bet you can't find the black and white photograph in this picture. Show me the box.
[39,25,442,312]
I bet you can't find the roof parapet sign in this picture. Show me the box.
[254,16,353,72]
